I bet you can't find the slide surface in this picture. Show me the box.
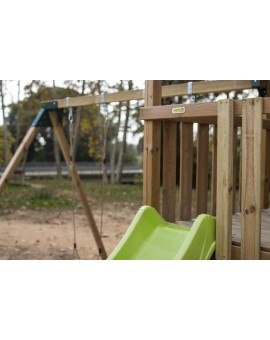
[108,206,216,260]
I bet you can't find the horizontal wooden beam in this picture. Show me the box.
[140,97,270,121]
[43,80,260,109]
[162,80,256,97]
[57,90,144,108]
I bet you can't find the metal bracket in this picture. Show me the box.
[188,82,193,95]
[252,80,261,88]
[32,106,64,127]
[252,80,267,97]
[42,101,58,110]
[100,93,105,104]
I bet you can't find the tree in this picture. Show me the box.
[0,127,14,166]
[115,81,133,183]
[0,80,9,166]
[52,80,62,179]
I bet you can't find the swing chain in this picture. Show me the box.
[68,108,74,124]
[66,97,74,124]
[99,92,109,259]
[66,97,80,260]
[100,93,108,122]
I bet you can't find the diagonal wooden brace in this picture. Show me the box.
[49,111,107,259]
[0,126,39,193]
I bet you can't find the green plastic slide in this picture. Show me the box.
[108,206,216,260]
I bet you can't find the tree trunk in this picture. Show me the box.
[116,102,130,183]
[73,80,86,161]
[110,103,122,183]
[98,80,108,184]
[0,80,8,166]
[15,80,21,150]
[116,81,133,183]
[53,80,62,179]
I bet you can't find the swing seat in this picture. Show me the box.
[108,206,216,260]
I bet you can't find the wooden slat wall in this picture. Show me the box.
[211,125,217,216]
[265,129,270,208]
[232,128,238,214]
[162,121,177,222]
[263,81,270,208]
[179,123,193,220]
[196,124,209,215]
[140,97,270,121]
[239,128,242,213]
[143,81,162,212]
[241,98,263,260]
[216,100,234,260]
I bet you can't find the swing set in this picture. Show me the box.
[1,80,269,260]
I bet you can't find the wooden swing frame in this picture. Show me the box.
[1,80,269,260]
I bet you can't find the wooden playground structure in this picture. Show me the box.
[1,80,270,260]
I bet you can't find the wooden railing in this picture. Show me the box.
[140,91,270,260]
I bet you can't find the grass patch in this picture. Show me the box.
[0,179,143,212]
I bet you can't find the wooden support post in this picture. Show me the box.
[196,124,209,215]
[261,126,266,208]
[262,81,270,208]
[239,128,242,212]
[232,128,238,213]
[264,129,270,208]
[216,100,234,260]
[143,81,162,212]
[0,126,39,193]
[241,98,262,260]
[211,125,217,216]
[179,123,193,221]
[162,121,177,222]
[49,112,107,259]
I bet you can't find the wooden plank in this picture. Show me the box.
[261,126,266,208]
[232,245,270,260]
[263,119,270,130]
[143,81,162,212]
[140,97,270,121]
[49,81,256,109]
[264,129,270,208]
[211,125,217,216]
[141,101,219,120]
[49,112,107,259]
[196,124,209,215]
[233,117,269,129]
[179,123,193,220]
[57,89,144,108]
[180,208,270,255]
[232,128,238,214]
[0,127,39,193]
[216,100,234,260]
[239,127,242,213]
[263,81,270,208]
[162,121,177,222]
[241,98,263,260]
[162,80,256,98]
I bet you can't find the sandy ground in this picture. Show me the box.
[0,203,140,260]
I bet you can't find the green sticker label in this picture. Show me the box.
[172,107,186,114]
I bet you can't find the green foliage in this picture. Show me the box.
[0,127,15,165]
[80,105,103,161]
